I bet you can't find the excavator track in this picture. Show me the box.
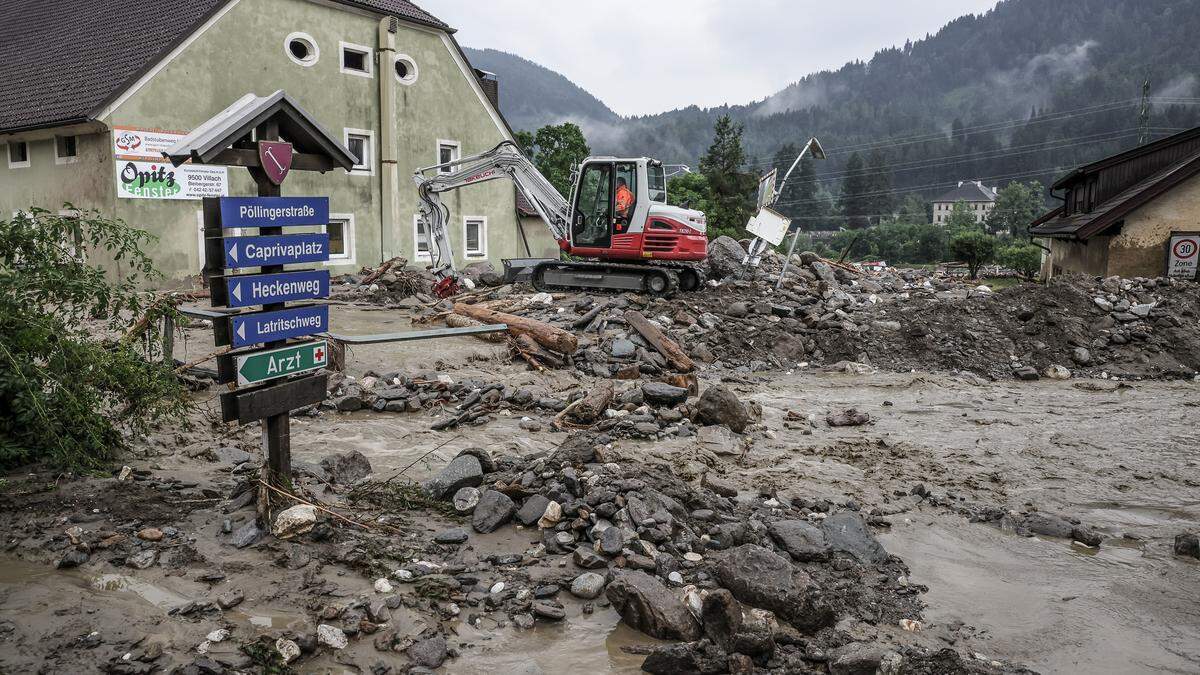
[531,260,703,297]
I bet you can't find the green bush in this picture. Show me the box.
[949,229,999,279]
[998,243,1043,279]
[0,206,188,469]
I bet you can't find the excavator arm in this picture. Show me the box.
[414,140,572,294]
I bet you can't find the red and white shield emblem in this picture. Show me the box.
[258,140,293,185]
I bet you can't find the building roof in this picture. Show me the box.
[515,190,539,217]
[0,0,448,135]
[933,180,996,204]
[1030,148,1200,239]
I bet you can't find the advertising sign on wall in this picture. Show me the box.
[112,125,229,200]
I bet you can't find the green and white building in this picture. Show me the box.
[0,0,554,284]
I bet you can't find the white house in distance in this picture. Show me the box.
[932,180,997,225]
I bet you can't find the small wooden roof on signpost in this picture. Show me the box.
[163,90,357,172]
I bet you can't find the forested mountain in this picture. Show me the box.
[463,48,619,134]
[467,0,1200,227]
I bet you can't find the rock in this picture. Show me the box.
[610,338,636,358]
[434,527,469,545]
[641,382,689,406]
[317,624,348,650]
[701,589,742,650]
[214,446,252,465]
[641,642,728,675]
[1013,365,1040,381]
[272,504,317,539]
[532,601,566,621]
[408,635,448,668]
[231,522,262,548]
[424,455,484,500]
[472,490,515,533]
[810,261,838,284]
[516,495,552,527]
[367,599,391,623]
[599,526,625,556]
[604,570,703,640]
[275,638,300,664]
[570,572,606,599]
[206,629,230,643]
[829,642,890,675]
[696,386,751,433]
[136,527,164,542]
[513,613,535,629]
[1044,364,1072,380]
[321,450,372,485]
[713,545,832,630]
[1174,532,1200,559]
[374,578,394,594]
[820,512,888,564]
[217,590,244,609]
[456,447,496,473]
[56,550,89,569]
[1072,347,1092,366]
[697,425,740,456]
[768,520,830,562]
[452,487,481,513]
[538,501,562,529]
[551,432,600,465]
[1022,512,1075,539]
[573,547,608,569]
[826,408,870,427]
[126,550,158,570]
[707,236,747,280]
[701,473,738,498]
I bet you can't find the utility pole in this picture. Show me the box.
[1138,76,1152,146]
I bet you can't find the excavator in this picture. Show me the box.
[414,140,709,297]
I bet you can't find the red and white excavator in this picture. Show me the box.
[414,140,708,297]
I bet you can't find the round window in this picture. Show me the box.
[394,54,418,85]
[285,32,319,67]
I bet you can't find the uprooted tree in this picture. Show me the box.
[0,206,188,469]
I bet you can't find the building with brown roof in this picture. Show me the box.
[0,0,555,283]
[1030,126,1200,279]
[931,180,997,226]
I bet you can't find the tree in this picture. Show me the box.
[838,152,870,229]
[944,201,980,234]
[949,229,999,279]
[665,171,714,216]
[986,180,1046,237]
[895,193,930,225]
[518,123,590,198]
[699,115,757,240]
[998,243,1042,279]
[864,149,894,223]
[0,207,188,469]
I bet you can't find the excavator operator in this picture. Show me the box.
[614,177,635,231]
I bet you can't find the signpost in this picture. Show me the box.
[168,91,357,501]
[1167,231,1199,280]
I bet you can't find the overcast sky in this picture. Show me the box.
[423,0,998,117]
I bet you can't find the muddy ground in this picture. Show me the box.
[2,300,1199,674]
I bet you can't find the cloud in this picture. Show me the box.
[1155,74,1198,99]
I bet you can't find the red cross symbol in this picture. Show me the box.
[314,346,325,362]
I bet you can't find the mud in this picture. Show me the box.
[3,293,1199,674]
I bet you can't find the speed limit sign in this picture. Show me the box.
[1167,232,1199,279]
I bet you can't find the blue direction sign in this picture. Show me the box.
[218,270,329,308]
[223,233,330,268]
[218,196,329,229]
[228,305,329,348]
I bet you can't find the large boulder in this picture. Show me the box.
[820,512,888,565]
[320,450,372,485]
[272,504,317,539]
[640,642,728,675]
[696,386,751,433]
[604,570,702,640]
[472,490,516,533]
[767,520,830,562]
[707,236,746,280]
[423,454,484,500]
[641,382,689,406]
[713,545,832,630]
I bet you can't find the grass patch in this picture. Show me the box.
[979,277,1025,291]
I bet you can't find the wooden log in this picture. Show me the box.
[572,304,605,329]
[446,313,507,342]
[453,302,578,354]
[513,334,563,368]
[568,380,614,424]
[623,310,695,373]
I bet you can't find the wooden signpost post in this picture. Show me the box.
[165,91,357,500]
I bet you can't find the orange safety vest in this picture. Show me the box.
[615,184,634,215]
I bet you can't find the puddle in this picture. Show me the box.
[90,573,189,608]
[880,514,1200,674]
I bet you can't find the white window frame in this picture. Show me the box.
[7,141,30,169]
[323,212,356,266]
[55,135,79,165]
[437,139,461,174]
[343,128,374,176]
[284,32,320,67]
[394,53,419,85]
[413,214,432,262]
[339,41,373,78]
[463,215,487,259]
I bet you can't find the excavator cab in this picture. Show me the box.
[571,161,614,249]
